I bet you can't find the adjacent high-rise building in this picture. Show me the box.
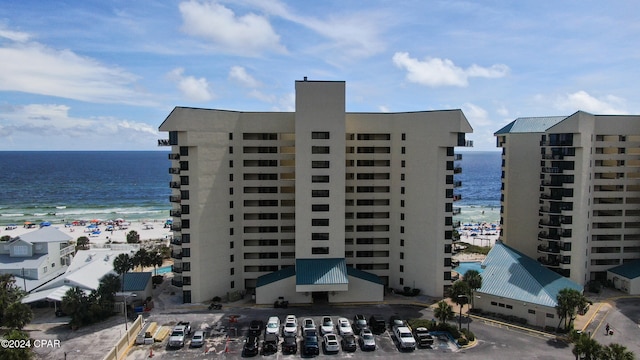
[159,79,472,304]
[495,111,640,285]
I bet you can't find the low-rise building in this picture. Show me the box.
[607,260,640,295]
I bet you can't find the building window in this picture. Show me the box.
[400,252,404,259]
[13,245,28,256]
[401,160,406,167]
[312,233,329,240]
[179,146,189,156]
[399,278,404,285]
[229,146,233,154]
[229,133,233,140]
[230,241,234,249]
[230,228,234,235]
[312,247,329,254]
[506,304,513,309]
[400,239,404,247]
[312,175,330,183]
[401,187,405,194]
[229,188,233,195]
[312,146,330,154]
[402,133,406,141]
[401,173,405,181]
[312,190,330,197]
[312,219,329,226]
[399,265,404,272]
[546,313,554,319]
[401,146,405,154]
[230,214,234,222]
[400,226,405,233]
[230,255,234,262]
[230,281,235,289]
[312,204,329,211]
[229,201,234,208]
[182,262,190,271]
[182,248,190,257]
[528,309,535,314]
[312,131,330,139]
[401,200,405,207]
[312,161,330,168]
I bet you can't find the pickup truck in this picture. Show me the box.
[394,326,416,351]
[413,327,434,348]
[168,321,191,348]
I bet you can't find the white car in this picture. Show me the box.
[320,316,334,335]
[302,318,316,333]
[336,317,353,336]
[394,326,416,351]
[283,320,297,336]
[323,333,340,353]
[266,316,280,335]
[190,330,205,348]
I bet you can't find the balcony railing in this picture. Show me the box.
[538,257,560,267]
[453,167,462,174]
[538,232,561,241]
[169,167,180,174]
[453,180,462,188]
[171,265,183,273]
[452,207,461,215]
[168,153,180,160]
[171,252,182,259]
[169,195,181,203]
[452,194,462,201]
[171,224,182,231]
[537,245,560,254]
[170,181,181,189]
[453,154,463,161]
[170,238,182,245]
[169,210,182,217]
[158,139,171,146]
[60,245,75,257]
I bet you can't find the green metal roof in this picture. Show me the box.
[296,258,348,286]
[121,272,152,292]
[478,242,583,307]
[494,116,567,135]
[608,260,640,279]
[256,266,296,287]
[346,266,383,284]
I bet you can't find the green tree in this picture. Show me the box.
[0,329,33,360]
[76,236,90,250]
[150,250,164,276]
[571,332,601,360]
[4,302,33,330]
[434,300,454,325]
[450,281,471,330]
[132,248,150,271]
[61,287,91,329]
[463,270,482,308]
[0,235,11,242]
[94,274,120,313]
[126,230,140,244]
[556,288,590,330]
[600,343,635,360]
[0,274,28,327]
[112,253,134,291]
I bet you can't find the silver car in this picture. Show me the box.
[323,334,340,353]
[190,330,205,348]
[359,328,376,351]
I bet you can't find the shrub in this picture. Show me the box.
[461,328,475,341]
[411,288,421,296]
[457,337,469,346]
[408,319,435,331]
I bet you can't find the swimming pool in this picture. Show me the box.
[156,265,172,275]
[454,261,483,276]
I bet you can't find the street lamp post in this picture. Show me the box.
[457,295,469,331]
[116,292,137,331]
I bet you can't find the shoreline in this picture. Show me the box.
[1,219,172,245]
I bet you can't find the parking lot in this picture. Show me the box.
[125,303,578,359]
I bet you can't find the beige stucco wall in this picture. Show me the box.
[329,276,383,303]
[475,292,558,328]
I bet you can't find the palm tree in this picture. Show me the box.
[150,250,164,276]
[112,253,134,291]
[463,270,482,308]
[556,288,590,330]
[126,230,140,244]
[434,300,454,325]
[600,343,635,360]
[61,286,90,329]
[132,248,150,271]
[572,332,602,360]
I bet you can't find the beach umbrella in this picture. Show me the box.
[40,221,51,227]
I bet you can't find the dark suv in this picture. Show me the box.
[369,314,386,334]
[282,334,297,354]
[303,333,319,356]
[243,335,259,357]
[353,314,368,332]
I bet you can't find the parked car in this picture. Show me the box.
[265,316,280,335]
[303,333,319,356]
[359,328,376,351]
[353,314,368,332]
[390,316,409,332]
[302,318,316,333]
[243,335,260,357]
[394,326,416,351]
[337,317,353,336]
[414,327,434,348]
[190,330,205,348]
[368,314,386,334]
[341,334,357,352]
[249,320,264,336]
[262,333,278,355]
[283,315,298,336]
[320,316,334,335]
[282,334,297,354]
[323,333,340,353]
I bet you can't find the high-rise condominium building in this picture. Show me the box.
[159,79,472,304]
[495,111,640,285]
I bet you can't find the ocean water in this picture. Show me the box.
[0,151,171,225]
[0,150,502,226]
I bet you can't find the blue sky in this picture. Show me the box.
[1,0,638,151]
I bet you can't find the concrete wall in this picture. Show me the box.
[329,276,383,303]
[608,272,640,295]
[475,292,558,329]
[255,276,311,305]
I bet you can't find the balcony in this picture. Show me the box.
[171,279,183,287]
[170,181,181,189]
[170,238,182,246]
[158,139,171,146]
[60,245,75,257]
[169,167,181,174]
[452,207,461,215]
[452,194,462,201]
[538,232,561,241]
[171,251,183,259]
[171,265,183,274]
[453,167,462,174]
[537,245,560,254]
[171,224,182,231]
[168,153,180,160]
[169,195,181,203]
[542,167,563,174]
[453,154,463,161]
[453,180,462,188]
[539,219,561,227]
[170,210,182,217]
[538,257,560,267]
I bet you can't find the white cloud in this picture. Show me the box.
[392,52,509,87]
[462,103,491,127]
[496,105,509,117]
[168,68,214,102]
[0,26,31,42]
[378,105,390,113]
[0,103,158,149]
[229,66,261,87]
[0,31,153,105]
[555,90,627,114]
[179,0,285,56]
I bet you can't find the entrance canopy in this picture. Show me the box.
[295,258,348,292]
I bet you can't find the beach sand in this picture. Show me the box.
[1,219,172,245]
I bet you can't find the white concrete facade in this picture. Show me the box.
[159,79,472,303]
[496,112,640,285]
[475,293,558,329]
